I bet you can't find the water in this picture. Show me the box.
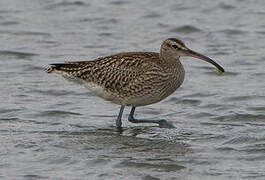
[0,0,265,179]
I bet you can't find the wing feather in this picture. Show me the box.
[46,52,162,94]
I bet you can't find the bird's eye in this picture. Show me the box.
[172,44,179,49]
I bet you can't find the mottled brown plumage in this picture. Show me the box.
[46,38,224,129]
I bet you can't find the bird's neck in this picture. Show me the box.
[159,52,183,72]
[158,52,185,93]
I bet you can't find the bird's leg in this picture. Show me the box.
[128,107,175,128]
[116,106,125,129]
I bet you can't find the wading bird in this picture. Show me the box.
[46,38,224,129]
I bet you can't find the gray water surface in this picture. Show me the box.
[1,0,265,179]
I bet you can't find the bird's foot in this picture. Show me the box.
[128,115,175,129]
[157,119,175,128]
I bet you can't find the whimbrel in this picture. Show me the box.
[46,38,224,129]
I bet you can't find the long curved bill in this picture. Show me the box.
[186,49,225,73]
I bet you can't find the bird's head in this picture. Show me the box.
[161,38,225,73]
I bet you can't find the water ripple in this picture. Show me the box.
[0,21,18,25]
[33,89,82,96]
[213,113,265,122]
[247,107,265,112]
[115,160,185,172]
[217,3,235,10]
[142,12,161,19]
[0,50,37,58]
[224,95,262,102]
[36,110,82,117]
[223,136,258,145]
[168,98,201,106]
[11,31,51,37]
[45,1,89,10]
[218,29,247,36]
[23,175,48,179]
[0,108,21,114]
[169,25,202,34]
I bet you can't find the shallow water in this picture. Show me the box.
[1,0,265,179]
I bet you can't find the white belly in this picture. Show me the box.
[83,82,164,107]
[84,82,116,101]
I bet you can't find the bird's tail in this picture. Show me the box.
[45,61,92,74]
[46,62,79,72]
[46,63,74,73]
[45,62,93,84]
